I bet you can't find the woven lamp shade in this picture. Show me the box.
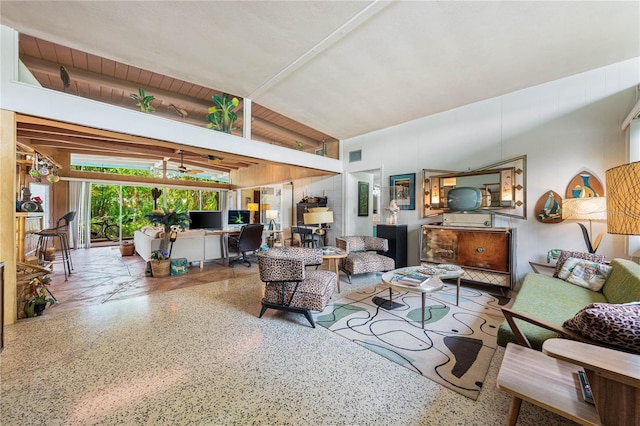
[606,161,640,235]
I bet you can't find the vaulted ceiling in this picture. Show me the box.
[2,1,639,178]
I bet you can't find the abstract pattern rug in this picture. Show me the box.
[314,283,508,400]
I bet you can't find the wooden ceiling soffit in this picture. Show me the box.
[230,163,338,188]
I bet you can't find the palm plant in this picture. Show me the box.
[143,205,190,251]
[130,88,156,113]
[206,93,240,133]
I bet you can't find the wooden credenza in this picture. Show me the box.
[420,224,516,289]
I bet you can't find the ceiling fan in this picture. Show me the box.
[169,150,204,175]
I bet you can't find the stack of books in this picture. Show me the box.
[391,271,431,287]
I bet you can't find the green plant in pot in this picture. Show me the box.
[130,88,156,113]
[206,93,240,133]
[24,275,55,317]
[143,206,190,251]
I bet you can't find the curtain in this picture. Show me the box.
[69,181,92,249]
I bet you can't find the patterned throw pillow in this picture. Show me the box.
[557,257,582,280]
[565,260,613,291]
[553,250,606,277]
[563,303,640,354]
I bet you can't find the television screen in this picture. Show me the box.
[188,210,223,230]
[447,187,482,212]
[228,210,250,226]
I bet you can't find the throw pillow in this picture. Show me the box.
[563,303,640,354]
[565,260,613,291]
[553,250,606,277]
[557,257,582,280]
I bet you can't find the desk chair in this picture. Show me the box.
[35,211,76,280]
[228,224,264,268]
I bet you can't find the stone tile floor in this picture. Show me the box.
[46,245,258,315]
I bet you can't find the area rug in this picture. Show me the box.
[314,283,509,400]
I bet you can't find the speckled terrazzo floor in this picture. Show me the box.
[1,253,578,425]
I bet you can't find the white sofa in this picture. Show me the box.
[133,227,224,268]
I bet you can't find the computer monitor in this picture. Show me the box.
[188,210,223,230]
[228,210,250,226]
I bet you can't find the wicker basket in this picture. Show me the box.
[150,259,171,277]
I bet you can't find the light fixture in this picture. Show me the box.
[562,197,607,253]
[265,209,279,230]
[606,161,640,236]
[303,210,334,236]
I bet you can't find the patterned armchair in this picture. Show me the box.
[336,236,395,283]
[258,247,335,327]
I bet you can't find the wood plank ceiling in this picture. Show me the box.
[16,34,339,180]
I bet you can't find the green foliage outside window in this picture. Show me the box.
[84,165,219,240]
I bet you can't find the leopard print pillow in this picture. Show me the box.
[563,303,640,354]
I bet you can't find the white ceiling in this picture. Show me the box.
[2,1,639,140]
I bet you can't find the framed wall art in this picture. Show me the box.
[358,181,369,216]
[390,173,415,210]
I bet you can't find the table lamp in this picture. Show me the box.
[303,210,334,236]
[265,209,279,230]
[562,197,607,253]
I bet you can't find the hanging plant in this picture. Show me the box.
[130,88,155,113]
[206,93,240,133]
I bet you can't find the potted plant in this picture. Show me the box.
[206,93,240,133]
[130,88,156,113]
[149,249,171,277]
[142,206,190,251]
[24,275,55,317]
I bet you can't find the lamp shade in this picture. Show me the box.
[562,197,607,221]
[303,211,334,225]
[265,209,279,220]
[606,161,640,235]
[247,203,259,212]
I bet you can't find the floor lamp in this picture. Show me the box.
[562,197,607,253]
[265,209,279,230]
[606,161,640,258]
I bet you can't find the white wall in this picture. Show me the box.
[342,58,640,284]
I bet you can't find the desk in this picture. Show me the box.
[205,229,240,267]
[321,247,347,293]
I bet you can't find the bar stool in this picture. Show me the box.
[35,211,75,280]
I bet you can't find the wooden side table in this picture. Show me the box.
[322,247,347,293]
[497,340,640,426]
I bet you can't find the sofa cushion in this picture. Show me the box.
[496,272,608,350]
[563,303,640,354]
[602,258,640,304]
[140,225,165,239]
[553,250,606,277]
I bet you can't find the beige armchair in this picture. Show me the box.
[257,247,335,327]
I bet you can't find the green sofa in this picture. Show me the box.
[497,258,640,351]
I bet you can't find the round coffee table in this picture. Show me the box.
[381,265,464,328]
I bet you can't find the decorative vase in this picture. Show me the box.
[34,302,47,316]
[150,259,171,277]
[579,174,597,198]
